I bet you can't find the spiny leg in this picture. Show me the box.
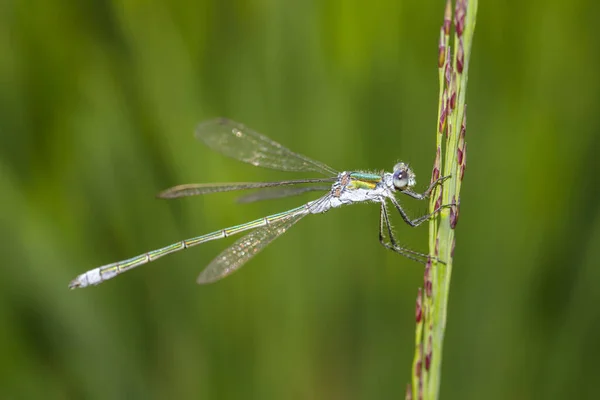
[389,196,451,228]
[378,202,430,264]
[379,202,446,265]
[401,174,451,200]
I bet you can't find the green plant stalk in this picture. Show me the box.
[409,1,477,399]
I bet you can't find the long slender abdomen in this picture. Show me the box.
[68,205,309,289]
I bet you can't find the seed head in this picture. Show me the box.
[425,335,433,370]
[438,27,446,68]
[460,104,467,139]
[449,73,457,110]
[424,259,433,298]
[455,0,466,37]
[435,189,443,212]
[438,89,448,134]
[449,196,459,229]
[431,146,441,183]
[445,53,452,86]
[443,0,452,35]
[457,146,464,166]
[457,38,465,73]
[416,288,423,323]
[460,145,467,181]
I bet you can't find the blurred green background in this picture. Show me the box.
[2,1,600,399]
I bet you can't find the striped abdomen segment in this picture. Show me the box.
[69,205,308,288]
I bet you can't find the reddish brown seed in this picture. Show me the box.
[424,259,433,298]
[415,359,422,379]
[453,2,459,34]
[445,45,452,72]
[451,237,456,258]
[434,195,442,213]
[461,104,467,138]
[449,73,457,110]
[416,288,423,323]
[431,166,440,183]
[449,196,459,229]
[443,0,452,35]
[460,144,467,180]
[445,58,452,86]
[435,238,440,257]
[435,189,443,211]
[458,117,466,167]
[455,0,466,37]
[438,92,447,134]
[431,146,441,182]
[457,38,464,73]
[425,335,433,371]
[456,15,464,38]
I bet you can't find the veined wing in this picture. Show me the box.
[196,118,338,176]
[157,178,335,199]
[197,209,308,284]
[197,193,330,284]
[236,185,331,204]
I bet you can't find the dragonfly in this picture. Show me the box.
[69,118,449,289]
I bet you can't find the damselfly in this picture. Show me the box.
[69,118,449,289]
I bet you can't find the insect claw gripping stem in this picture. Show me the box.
[378,202,436,264]
[401,174,451,200]
[389,196,450,228]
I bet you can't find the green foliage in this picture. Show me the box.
[1,1,600,399]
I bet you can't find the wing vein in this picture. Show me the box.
[195,118,338,176]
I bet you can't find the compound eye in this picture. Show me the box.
[393,169,409,189]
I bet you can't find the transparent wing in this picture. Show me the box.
[157,178,335,199]
[196,118,338,176]
[197,211,308,284]
[236,186,331,204]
